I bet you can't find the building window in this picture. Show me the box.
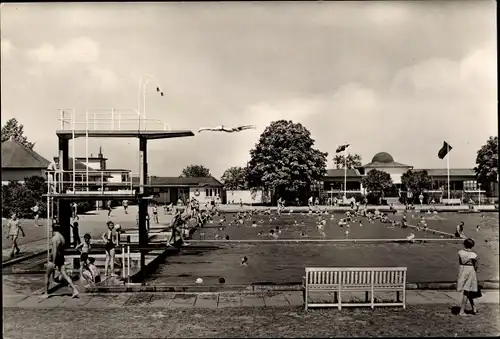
[205,188,220,197]
[463,180,477,191]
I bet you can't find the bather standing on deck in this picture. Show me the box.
[42,223,79,299]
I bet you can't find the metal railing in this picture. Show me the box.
[59,108,169,131]
[46,170,137,194]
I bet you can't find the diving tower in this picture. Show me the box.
[45,108,194,270]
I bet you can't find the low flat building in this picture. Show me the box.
[132,176,224,205]
[322,151,483,199]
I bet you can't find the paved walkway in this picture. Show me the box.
[3,289,499,309]
[2,239,47,260]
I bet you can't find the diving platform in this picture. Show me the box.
[49,108,194,270]
[56,129,194,140]
[43,191,138,200]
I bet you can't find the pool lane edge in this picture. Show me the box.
[85,280,499,293]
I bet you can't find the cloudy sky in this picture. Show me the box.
[1,2,496,178]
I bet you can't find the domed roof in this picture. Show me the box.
[371,152,394,163]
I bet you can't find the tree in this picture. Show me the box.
[333,153,362,169]
[474,136,498,191]
[24,176,47,199]
[247,120,328,201]
[401,170,432,195]
[361,169,393,197]
[1,118,35,149]
[1,181,35,218]
[221,166,248,190]
[180,165,211,178]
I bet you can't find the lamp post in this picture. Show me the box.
[138,74,163,130]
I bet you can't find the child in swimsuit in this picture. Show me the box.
[81,254,101,287]
[70,220,81,247]
[31,204,40,226]
[76,233,91,256]
[7,213,25,258]
[102,221,118,277]
[152,204,159,224]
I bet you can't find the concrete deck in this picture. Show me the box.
[3,289,499,309]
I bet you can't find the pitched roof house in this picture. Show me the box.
[1,138,51,183]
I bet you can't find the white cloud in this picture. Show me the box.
[27,37,100,65]
[25,37,118,91]
[366,3,411,26]
[1,39,15,59]
[390,44,496,100]
[88,64,119,92]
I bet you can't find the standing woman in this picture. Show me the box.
[457,238,479,316]
[102,221,118,277]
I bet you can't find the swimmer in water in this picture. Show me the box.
[406,233,415,243]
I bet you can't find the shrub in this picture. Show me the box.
[2,181,36,219]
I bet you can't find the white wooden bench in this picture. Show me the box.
[442,198,461,206]
[303,267,407,310]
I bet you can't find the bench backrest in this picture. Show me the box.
[305,267,407,286]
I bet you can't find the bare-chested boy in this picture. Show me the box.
[42,223,79,299]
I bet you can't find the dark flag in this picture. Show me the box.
[336,144,350,153]
[438,141,452,159]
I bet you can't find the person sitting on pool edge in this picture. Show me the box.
[80,253,101,287]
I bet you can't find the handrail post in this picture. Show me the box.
[121,245,126,279]
[72,114,75,193]
[85,110,89,191]
[101,171,104,192]
[118,112,121,130]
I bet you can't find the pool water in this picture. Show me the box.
[145,212,499,286]
[193,211,445,241]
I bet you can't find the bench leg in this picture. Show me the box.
[302,286,308,311]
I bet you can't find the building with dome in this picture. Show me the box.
[321,151,481,200]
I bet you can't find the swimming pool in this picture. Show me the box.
[145,212,499,286]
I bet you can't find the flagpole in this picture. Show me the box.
[344,144,347,200]
[447,143,450,200]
